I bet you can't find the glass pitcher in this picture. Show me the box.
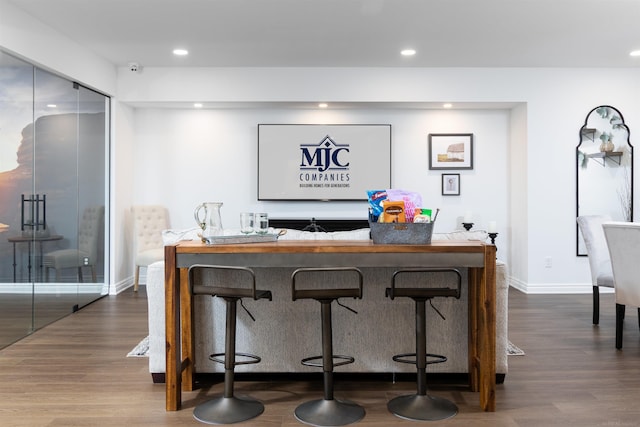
[194,202,223,241]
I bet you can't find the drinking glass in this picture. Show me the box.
[255,213,269,234]
[240,212,254,234]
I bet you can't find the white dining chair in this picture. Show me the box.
[602,222,640,349]
[577,215,614,324]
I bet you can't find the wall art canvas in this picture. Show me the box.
[442,173,460,196]
[428,133,474,170]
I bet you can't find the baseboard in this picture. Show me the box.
[521,282,613,294]
[509,277,613,295]
[0,282,106,294]
[109,276,134,295]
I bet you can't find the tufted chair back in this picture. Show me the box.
[131,205,169,292]
[43,205,104,283]
[132,205,168,254]
[79,205,104,262]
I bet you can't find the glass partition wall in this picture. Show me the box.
[0,50,109,348]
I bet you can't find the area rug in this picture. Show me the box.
[126,336,149,357]
[507,340,525,356]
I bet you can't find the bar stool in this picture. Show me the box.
[291,267,366,427]
[189,264,272,425]
[386,268,462,421]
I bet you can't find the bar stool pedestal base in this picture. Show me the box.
[193,396,264,425]
[294,398,365,427]
[388,394,457,421]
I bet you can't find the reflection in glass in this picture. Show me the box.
[577,105,633,255]
[0,51,35,347]
[0,50,109,348]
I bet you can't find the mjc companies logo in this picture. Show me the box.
[298,135,351,187]
[300,135,349,172]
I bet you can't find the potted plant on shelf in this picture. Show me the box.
[599,132,614,152]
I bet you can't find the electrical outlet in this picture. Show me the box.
[544,257,552,268]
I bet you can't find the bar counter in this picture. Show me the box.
[164,239,497,411]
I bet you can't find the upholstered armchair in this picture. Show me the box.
[602,222,640,349]
[131,205,169,292]
[577,215,614,324]
[43,206,104,282]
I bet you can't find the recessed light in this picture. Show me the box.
[443,103,453,109]
[46,104,57,108]
[630,50,640,57]
[193,103,203,108]
[173,49,189,56]
[401,49,416,56]
[318,103,328,108]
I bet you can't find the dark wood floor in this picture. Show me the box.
[0,293,80,348]
[1,287,640,426]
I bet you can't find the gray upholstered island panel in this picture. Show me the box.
[146,257,508,380]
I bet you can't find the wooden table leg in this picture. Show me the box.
[468,267,480,392]
[480,244,497,411]
[180,267,194,391]
[165,245,181,411]
[469,244,497,411]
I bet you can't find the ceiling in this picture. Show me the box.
[6,0,640,69]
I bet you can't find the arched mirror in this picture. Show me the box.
[577,105,633,255]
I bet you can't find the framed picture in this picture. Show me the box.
[258,124,391,201]
[428,133,474,170]
[442,173,460,196]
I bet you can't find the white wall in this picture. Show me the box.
[110,101,135,294]
[508,104,529,289]
[132,107,510,249]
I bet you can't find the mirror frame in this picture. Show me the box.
[576,105,633,256]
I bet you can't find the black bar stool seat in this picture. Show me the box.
[189,264,272,425]
[386,268,462,422]
[291,267,366,427]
